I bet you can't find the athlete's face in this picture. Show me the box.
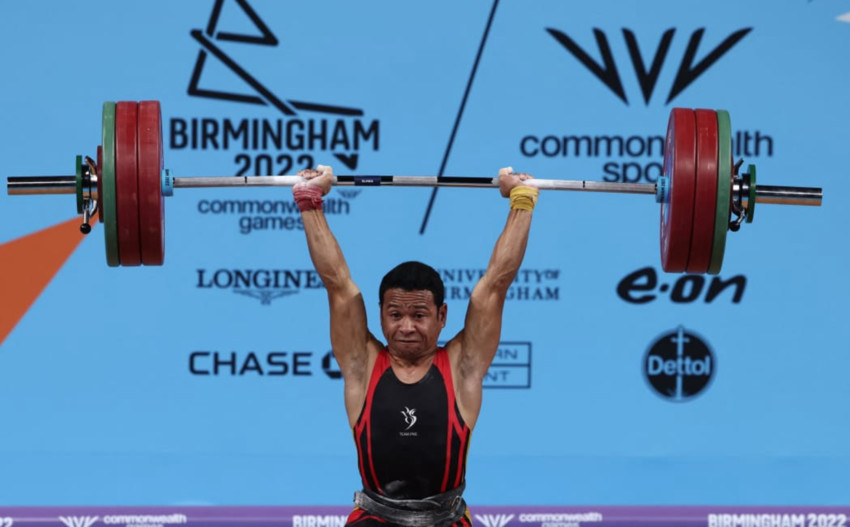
[380,288,447,360]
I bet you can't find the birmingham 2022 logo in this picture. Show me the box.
[171,0,380,175]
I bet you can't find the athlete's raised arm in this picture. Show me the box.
[447,167,539,429]
[294,165,382,426]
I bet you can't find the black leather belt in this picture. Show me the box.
[353,484,466,527]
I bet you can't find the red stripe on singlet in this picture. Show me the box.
[354,426,367,487]
[434,349,456,492]
[346,507,388,525]
[367,415,381,492]
[437,348,471,490]
[354,397,369,488]
[355,350,389,493]
[454,420,469,488]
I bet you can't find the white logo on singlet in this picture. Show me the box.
[401,406,417,430]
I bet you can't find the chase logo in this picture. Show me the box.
[643,326,714,401]
[321,351,342,379]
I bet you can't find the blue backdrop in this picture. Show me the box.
[0,0,847,506]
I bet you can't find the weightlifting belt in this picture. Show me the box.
[353,484,466,527]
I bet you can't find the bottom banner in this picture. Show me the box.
[0,506,847,527]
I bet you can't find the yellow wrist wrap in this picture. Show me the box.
[509,186,539,211]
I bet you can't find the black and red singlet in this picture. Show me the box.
[347,347,472,527]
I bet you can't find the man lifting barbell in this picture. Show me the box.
[293,164,538,527]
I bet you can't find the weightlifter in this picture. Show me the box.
[293,164,540,527]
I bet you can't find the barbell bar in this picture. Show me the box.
[5,101,823,273]
[6,173,816,202]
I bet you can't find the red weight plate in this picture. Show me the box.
[137,100,165,265]
[660,108,697,273]
[97,145,104,223]
[115,102,142,266]
[686,109,719,273]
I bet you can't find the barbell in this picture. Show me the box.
[5,101,822,273]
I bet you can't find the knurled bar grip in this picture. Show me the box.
[5,175,823,206]
[177,175,657,194]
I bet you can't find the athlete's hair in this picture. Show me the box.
[379,261,445,307]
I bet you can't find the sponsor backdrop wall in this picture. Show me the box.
[1,0,848,511]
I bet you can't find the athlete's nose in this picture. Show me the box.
[399,316,416,332]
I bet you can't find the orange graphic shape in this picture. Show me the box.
[0,217,89,346]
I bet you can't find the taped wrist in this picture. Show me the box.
[509,186,539,211]
[293,185,324,212]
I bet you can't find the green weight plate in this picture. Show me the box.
[747,164,756,223]
[97,145,103,223]
[708,110,732,274]
[102,102,120,267]
[75,155,83,214]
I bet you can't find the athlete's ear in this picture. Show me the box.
[439,303,447,327]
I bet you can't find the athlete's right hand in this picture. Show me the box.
[296,164,335,196]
